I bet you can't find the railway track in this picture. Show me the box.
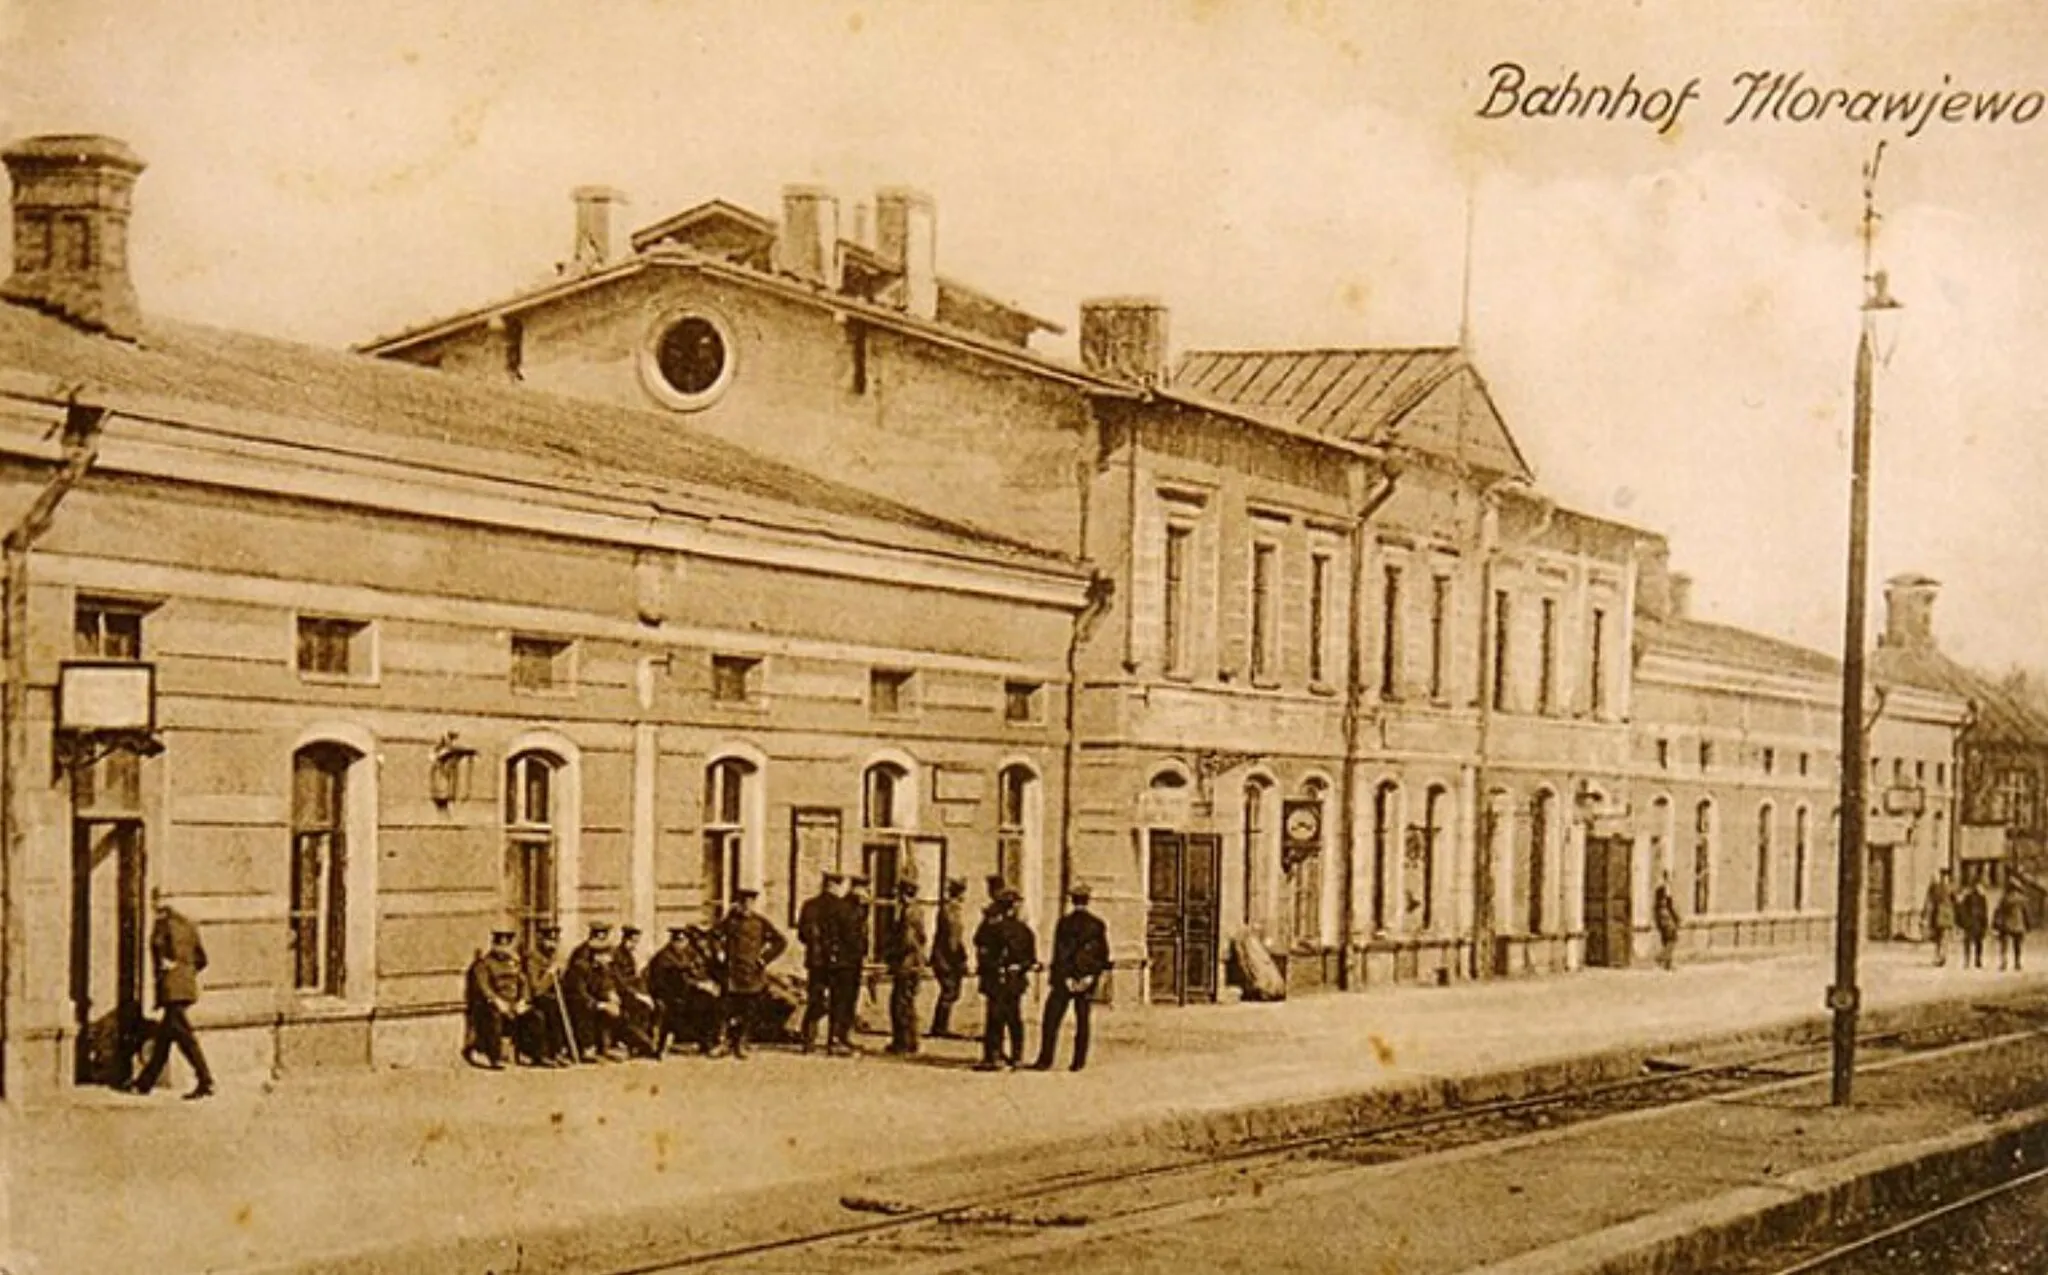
[596,1004,2048,1275]
[1763,1163,2048,1274]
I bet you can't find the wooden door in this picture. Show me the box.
[1865,845,1894,941]
[1582,836,1633,968]
[71,820,146,1087]
[1147,831,1223,1005]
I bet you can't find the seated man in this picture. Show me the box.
[565,921,626,1062]
[463,926,528,1069]
[515,925,573,1067]
[647,925,722,1056]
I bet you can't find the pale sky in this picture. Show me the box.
[3,0,2045,671]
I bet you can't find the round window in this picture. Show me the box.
[640,310,735,410]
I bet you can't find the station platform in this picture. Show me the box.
[4,945,2043,1274]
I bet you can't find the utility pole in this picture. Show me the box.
[1,391,106,1103]
[1829,142,1901,1108]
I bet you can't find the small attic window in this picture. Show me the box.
[640,309,736,411]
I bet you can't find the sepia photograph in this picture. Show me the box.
[3,2,2048,1271]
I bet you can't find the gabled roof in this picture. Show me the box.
[0,301,1080,574]
[1172,347,1533,479]
[1872,644,2048,746]
[1642,617,1843,682]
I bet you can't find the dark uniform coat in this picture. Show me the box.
[152,908,208,1007]
[930,898,968,975]
[975,912,1036,996]
[715,910,789,994]
[886,905,929,977]
[1049,909,1109,993]
[798,892,851,971]
[466,948,527,1016]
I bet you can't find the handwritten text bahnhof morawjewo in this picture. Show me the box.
[1478,63,2048,137]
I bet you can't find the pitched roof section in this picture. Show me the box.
[0,301,1076,572]
[1642,617,1843,682]
[1172,347,1533,479]
[1872,645,2048,746]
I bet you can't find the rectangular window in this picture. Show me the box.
[75,596,145,660]
[510,635,573,693]
[296,615,372,680]
[1800,752,1812,777]
[1380,565,1402,699]
[1308,552,1332,686]
[870,668,914,716]
[1538,598,1557,714]
[1004,680,1043,724]
[711,654,761,704]
[1429,576,1450,701]
[1163,523,1193,677]
[73,597,149,814]
[1656,739,1671,771]
[1250,542,1278,682]
[1588,606,1606,716]
[1700,741,1714,772]
[1491,589,1511,711]
[1762,748,1776,776]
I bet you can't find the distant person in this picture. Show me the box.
[1924,869,1957,967]
[974,888,1036,1071]
[1653,878,1682,972]
[463,927,528,1069]
[928,878,970,1038]
[797,871,850,1054]
[128,891,215,1099]
[712,887,787,1058]
[1996,886,2031,972]
[884,880,927,1055]
[1032,882,1109,1073]
[1958,881,1990,970]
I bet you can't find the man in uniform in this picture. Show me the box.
[517,924,573,1067]
[128,890,215,1099]
[928,878,969,1038]
[565,921,627,1061]
[712,887,788,1058]
[464,926,528,1069]
[974,888,1036,1071]
[1032,883,1109,1072]
[1924,868,1958,967]
[884,879,928,1055]
[839,875,875,1052]
[610,925,660,1057]
[797,871,849,1054]
[647,925,721,1055]
[1960,879,1991,970]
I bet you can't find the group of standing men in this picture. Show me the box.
[1923,869,2033,971]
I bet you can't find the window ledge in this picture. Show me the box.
[1308,682,1338,698]
[297,672,378,688]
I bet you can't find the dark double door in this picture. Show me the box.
[71,819,147,1087]
[1582,835,1634,968]
[1147,831,1222,1005]
[1865,844,1895,941]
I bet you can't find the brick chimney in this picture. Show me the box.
[1880,573,1940,650]
[775,185,840,290]
[1079,297,1170,385]
[2,134,146,340]
[569,185,626,274]
[874,187,936,320]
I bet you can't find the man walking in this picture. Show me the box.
[797,871,849,1053]
[974,888,1035,1071]
[884,879,927,1055]
[129,891,215,1099]
[464,926,528,1069]
[1996,885,2031,972]
[1959,880,1990,970]
[1924,869,1957,967]
[1032,882,1109,1072]
[713,887,787,1058]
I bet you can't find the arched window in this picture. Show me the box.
[862,760,916,960]
[505,751,563,951]
[1692,800,1714,916]
[1526,790,1555,934]
[1407,786,1445,933]
[997,765,1039,895]
[1649,796,1673,884]
[1287,779,1329,949]
[291,742,357,995]
[1794,807,1811,911]
[1243,778,1274,929]
[705,757,757,922]
[1756,804,1775,912]
[1372,782,1399,934]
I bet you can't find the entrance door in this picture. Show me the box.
[1147,831,1222,1004]
[71,820,147,1087]
[1865,845,1895,941]
[1581,835,1633,968]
